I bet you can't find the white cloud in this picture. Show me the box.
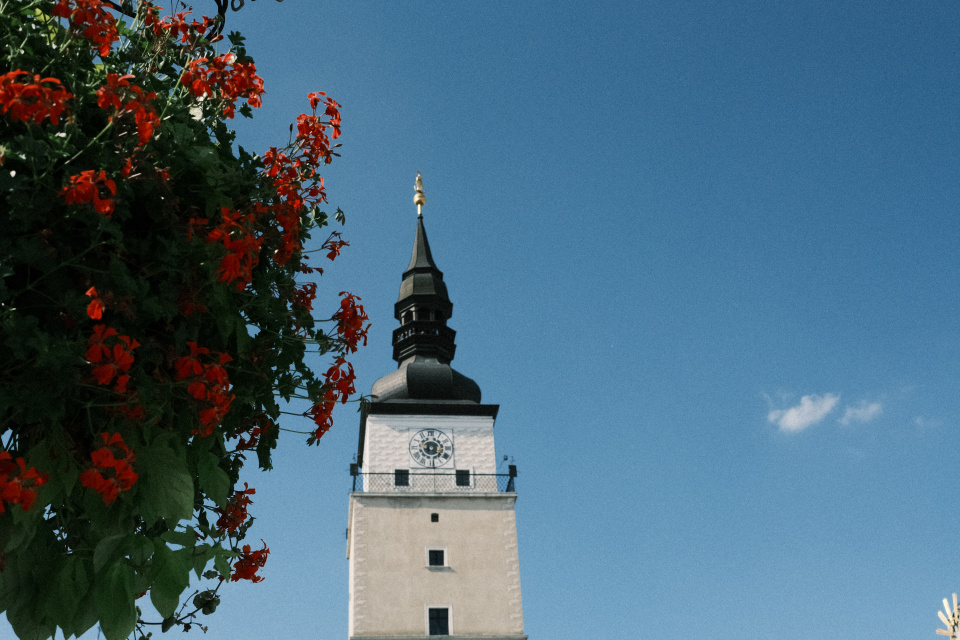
[839,401,883,425]
[913,415,941,430]
[768,393,839,433]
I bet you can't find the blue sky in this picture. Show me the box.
[47,1,960,639]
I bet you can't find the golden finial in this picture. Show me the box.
[414,172,426,217]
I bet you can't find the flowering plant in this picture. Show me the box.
[0,2,368,639]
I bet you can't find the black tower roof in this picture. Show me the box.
[370,214,481,404]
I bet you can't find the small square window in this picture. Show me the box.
[431,513,439,522]
[394,469,409,487]
[428,607,449,635]
[428,549,444,567]
[455,469,470,487]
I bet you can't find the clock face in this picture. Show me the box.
[409,429,453,468]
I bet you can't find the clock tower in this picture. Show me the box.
[346,175,526,640]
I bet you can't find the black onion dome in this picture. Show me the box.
[371,356,481,403]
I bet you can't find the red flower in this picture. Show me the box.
[231,541,269,582]
[333,292,370,353]
[85,325,139,392]
[0,452,48,514]
[119,401,145,423]
[85,323,118,362]
[96,74,160,146]
[292,282,317,313]
[175,342,235,436]
[322,232,349,261]
[206,208,261,290]
[180,54,265,119]
[325,357,357,400]
[308,389,336,440]
[79,432,137,504]
[52,0,120,57]
[307,356,358,439]
[157,12,218,44]
[216,483,256,532]
[0,70,73,125]
[61,170,117,217]
[85,286,104,319]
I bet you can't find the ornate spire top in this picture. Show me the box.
[414,172,426,217]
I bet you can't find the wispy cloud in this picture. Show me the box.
[913,415,941,430]
[839,401,883,425]
[768,393,839,433]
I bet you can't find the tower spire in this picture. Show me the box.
[414,171,425,218]
[393,212,454,365]
[367,177,481,403]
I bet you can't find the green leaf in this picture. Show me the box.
[161,528,197,549]
[95,561,136,640]
[213,547,232,580]
[138,438,194,527]
[149,541,189,619]
[44,555,90,631]
[63,590,99,640]
[0,551,26,614]
[192,544,216,579]
[94,534,126,573]
[6,603,55,640]
[1,507,39,552]
[198,452,231,508]
[127,535,155,565]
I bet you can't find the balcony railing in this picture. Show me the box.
[350,468,517,493]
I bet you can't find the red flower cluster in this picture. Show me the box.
[174,342,235,436]
[306,91,342,141]
[307,356,357,439]
[295,112,339,167]
[292,282,317,313]
[86,324,140,393]
[0,70,72,125]
[52,0,120,58]
[325,357,356,400]
[232,541,269,583]
[308,388,337,440]
[180,54,265,118]
[85,286,104,319]
[235,424,266,451]
[79,432,138,505]
[261,200,304,267]
[215,483,256,533]
[0,452,48,514]
[322,232,349,261]
[61,170,117,217]
[206,208,262,290]
[153,11,218,44]
[333,292,370,353]
[96,74,161,146]
[227,413,271,452]
[257,94,342,266]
